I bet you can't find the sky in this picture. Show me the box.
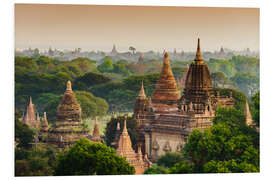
[15,4,259,52]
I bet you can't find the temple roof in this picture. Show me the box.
[56,80,82,122]
[151,52,180,103]
[184,38,213,91]
[116,120,135,156]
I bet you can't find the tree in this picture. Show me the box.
[129,46,136,55]
[157,152,185,168]
[73,72,111,91]
[230,72,259,97]
[54,138,135,175]
[251,91,260,126]
[15,145,57,176]
[97,58,114,73]
[15,110,34,148]
[211,72,231,87]
[144,164,169,174]
[74,91,109,118]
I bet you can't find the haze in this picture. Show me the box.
[15,4,259,52]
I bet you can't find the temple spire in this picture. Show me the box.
[123,120,128,134]
[244,99,253,126]
[116,121,120,131]
[43,112,48,127]
[195,38,203,62]
[66,80,72,91]
[138,81,146,99]
[92,117,101,140]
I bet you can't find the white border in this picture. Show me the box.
[1,0,269,180]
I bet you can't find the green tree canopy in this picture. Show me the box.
[97,57,114,73]
[54,138,135,175]
[230,72,259,98]
[15,110,34,148]
[74,91,109,119]
[251,91,260,126]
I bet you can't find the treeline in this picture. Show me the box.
[15,54,259,121]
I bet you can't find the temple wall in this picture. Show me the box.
[150,132,184,161]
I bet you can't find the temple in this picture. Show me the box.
[133,39,235,161]
[111,44,118,56]
[116,120,152,174]
[219,46,225,57]
[137,54,144,65]
[47,80,89,148]
[21,97,40,128]
[89,118,102,142]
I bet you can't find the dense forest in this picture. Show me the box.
[15,54,259,123]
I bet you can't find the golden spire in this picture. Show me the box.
[43,112,48,127]
[29,96,33,106]
[123,120,128,134]
[92,117,100,139]
[195,38,203,62]
[138,81,146,98]
[66,80,72,91]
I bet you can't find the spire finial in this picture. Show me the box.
[195,38,203,61]
[66,80,72,91]
[29,96,33,105]
[116,121,120,131]
[123,119,127,133]
[138,81,146,98]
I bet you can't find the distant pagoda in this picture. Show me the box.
[47,80,89,148]
[89,117,102,142]
[110,44,118,56]
[219,46,225,56]
[137,54,144,65]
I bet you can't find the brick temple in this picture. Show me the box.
[116,120,152,174]
[133,39,235,161]
[47,80,89,148]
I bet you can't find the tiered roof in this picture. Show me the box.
[151,52,180,104]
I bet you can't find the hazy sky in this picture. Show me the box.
[15,4,259,52]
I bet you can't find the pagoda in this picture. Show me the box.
[116,120,152,174]
[40,112,49,132]
[22,97,40,128]
[111,44,118,56]
[219,46,225,56]
[90,118,102,142]
[151,52,180,105]
[47,80,89,148]
[137,54,144,65]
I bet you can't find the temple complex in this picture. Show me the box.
[21,97,40,128]
[133,39,235,161]
[116,120,152,174]
[47,80,89,148]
